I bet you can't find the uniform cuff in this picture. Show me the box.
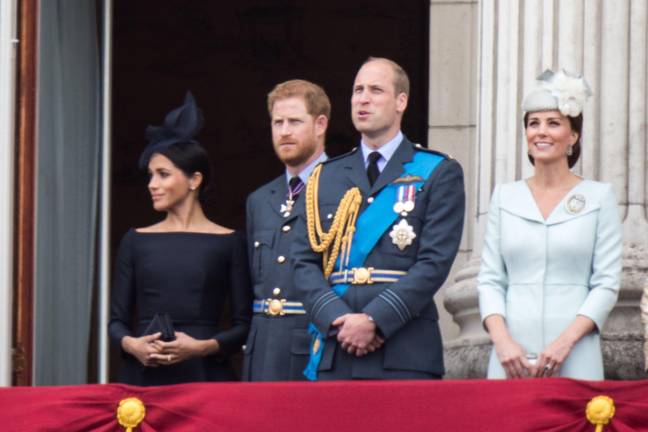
[363,288,413,338]
[311,292,352,335]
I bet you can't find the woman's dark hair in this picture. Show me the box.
[156,141,212,202]
[524,112,583,169]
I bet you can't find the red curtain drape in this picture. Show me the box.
[0,379,646,431]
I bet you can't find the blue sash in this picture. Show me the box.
[304,150,444,380]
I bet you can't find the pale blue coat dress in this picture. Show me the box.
[477,179,621,379]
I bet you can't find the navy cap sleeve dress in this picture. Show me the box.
[109,229,252,385]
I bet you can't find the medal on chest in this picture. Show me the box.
[281,178,305,217]
[280,200,294,216]
[389,184,418,250]
[392,184,416,216]
[389,219,417,250]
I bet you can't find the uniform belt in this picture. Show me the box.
[253,299,306,316]
[328,267,407,285]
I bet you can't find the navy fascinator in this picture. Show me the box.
[138,91,204,169]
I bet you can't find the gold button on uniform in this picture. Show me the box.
[268,299,284,315]
[254,241,260,248]
[282,225,291,232]
[277,255,286,263]
[327,213,333,219]
[272,287,281,296]
[367,197,374,204]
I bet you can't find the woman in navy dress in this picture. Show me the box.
[109,93,252,385]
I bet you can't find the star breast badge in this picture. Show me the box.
[389,219,417,251]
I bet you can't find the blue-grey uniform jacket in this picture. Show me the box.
[291,137,465,379]
[242,175,310,380]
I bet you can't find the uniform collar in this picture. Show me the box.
[360,131,403,167]
[285,152,328,185]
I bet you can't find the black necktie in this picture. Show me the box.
[367,152,381,187]
[288,176,304,200]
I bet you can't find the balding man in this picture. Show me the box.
[292,58,465,380]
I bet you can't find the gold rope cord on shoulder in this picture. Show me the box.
[306,164,362,277]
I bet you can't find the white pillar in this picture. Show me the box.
[617,0,648,335]
[581,0,602,179]
[98,0,113,385]
[557,0,584,71]
[599,0,630,193]
[444,0,647,379]
[0,0,18,386]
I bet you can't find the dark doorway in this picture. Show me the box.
[109,0,429,379]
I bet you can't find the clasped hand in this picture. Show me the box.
[333,313,384,357]
[494,336,569,379]
[124,331,212,367]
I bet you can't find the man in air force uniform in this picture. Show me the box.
[243,80,330,380]
[292,58,465,380]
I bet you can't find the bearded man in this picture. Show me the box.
[242,80,330,381]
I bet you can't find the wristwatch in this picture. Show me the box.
[366,314,384,337]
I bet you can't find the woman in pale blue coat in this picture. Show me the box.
[477,70,621,380]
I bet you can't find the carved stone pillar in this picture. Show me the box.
[444,0,647,379]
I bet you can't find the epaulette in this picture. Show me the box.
[320,146,359,165]
[412,143,453,160]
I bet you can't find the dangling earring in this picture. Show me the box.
[566,145,573,156]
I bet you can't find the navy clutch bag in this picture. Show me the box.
[143,313,176,342]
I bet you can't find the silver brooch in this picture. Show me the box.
[565,194,586,214]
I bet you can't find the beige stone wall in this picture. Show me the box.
[428,0,479,340]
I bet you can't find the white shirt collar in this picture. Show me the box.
[360,131,403,169]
